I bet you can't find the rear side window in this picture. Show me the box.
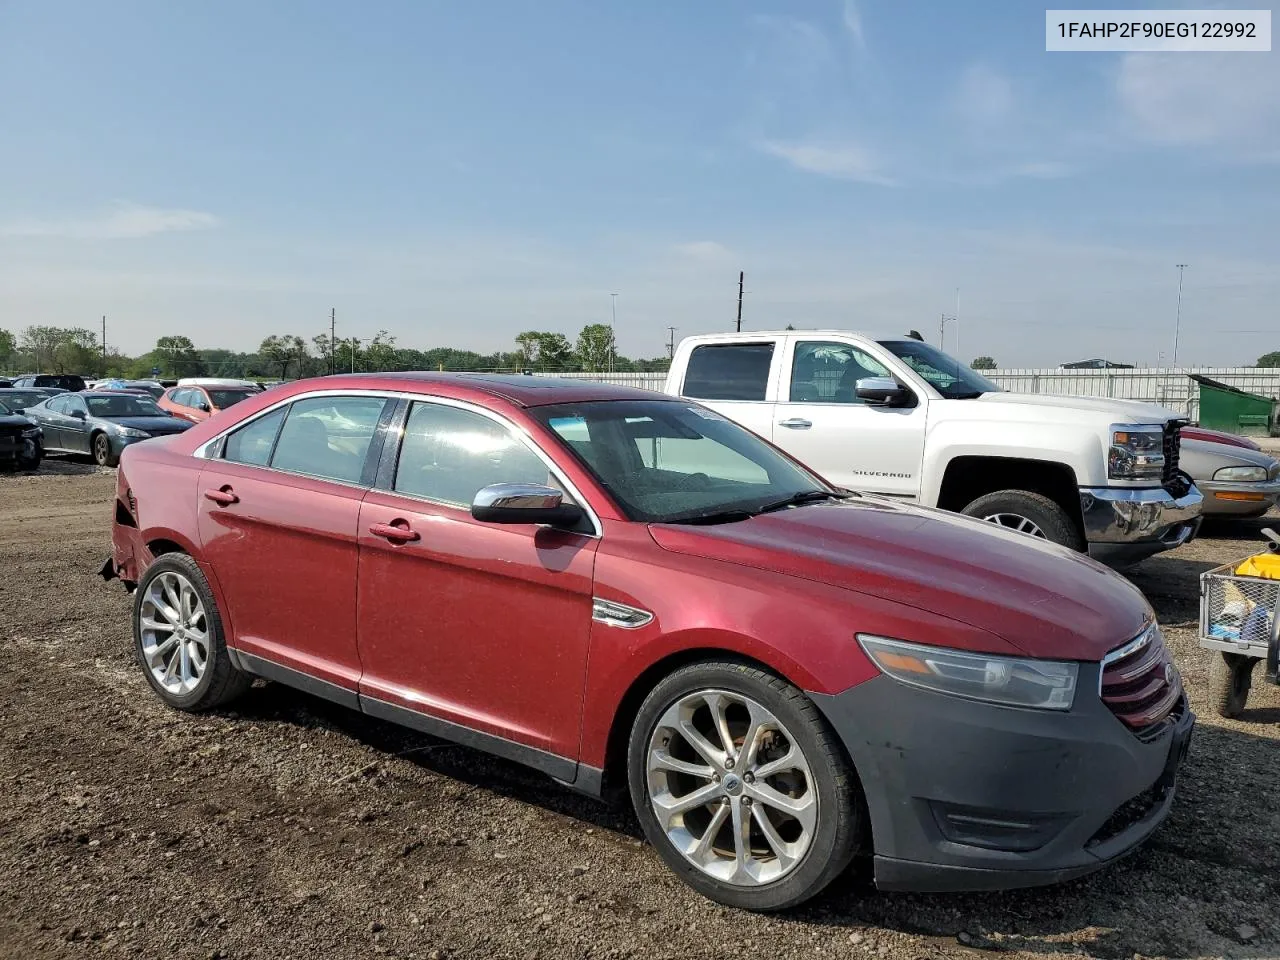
[224,408,286,466]
[682,343,774,401]
[394,402,553,507]
[270,396,390,483]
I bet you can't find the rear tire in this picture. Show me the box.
[961,489,1084,551]
[627,660,863,911]
[92,432,118,467]
[133,553,251,711]
[1210,652,1254,719]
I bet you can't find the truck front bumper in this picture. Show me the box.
[1079,484,1203,567]
[810,672,1194,893]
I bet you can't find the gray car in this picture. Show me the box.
[24,391,192,467]
[1180,438,1280,518]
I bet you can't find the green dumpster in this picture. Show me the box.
[1192,375,1278,436]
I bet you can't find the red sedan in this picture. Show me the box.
[103,373,1192,909]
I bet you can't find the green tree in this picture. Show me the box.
[364,330,398,372]
[1257,351,1280,368]
[145,335,207,378]
[514,331,574,371]
[971,356,997,370]
[258,335,308,379]
[0,328,14,371]
[575,323,616,372]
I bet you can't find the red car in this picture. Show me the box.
[158,383,261,423]
[103,374,1193,909]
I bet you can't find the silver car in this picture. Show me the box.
[23,391,192,467]
[1181,436,1280,517]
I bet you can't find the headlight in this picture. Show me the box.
[1213,465,1267,482]
[117,427,150,439]
[858,635,1078,710]
[1108,424,1164,481]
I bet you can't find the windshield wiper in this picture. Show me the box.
[755,490,850,515]
[667,508,756,526]
[948,390,985,399]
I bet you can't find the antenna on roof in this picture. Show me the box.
[906,329,924,341]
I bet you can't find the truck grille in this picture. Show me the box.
[1100,624,1183,739]
[1162,421,1190,497]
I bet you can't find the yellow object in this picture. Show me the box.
[1235,553,1280,580]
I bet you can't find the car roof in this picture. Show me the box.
[680,330,900,342]
[303,372,663,407]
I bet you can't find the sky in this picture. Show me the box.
[0,0,1277,367]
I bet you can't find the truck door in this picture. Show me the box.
[773,337,926,498]
[675,339,781,442]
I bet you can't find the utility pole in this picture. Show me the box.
[329,308,336,376]
[1173,264,1188,368]
[736,271,744,332]
[101,315,107,367]
[610,293,618,373]
[667,326,677,360]
[351,337,358,374]
[939,313,958,352]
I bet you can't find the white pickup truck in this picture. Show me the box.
[663,331,1204,565]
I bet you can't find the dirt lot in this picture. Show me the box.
[2,468,1279,960]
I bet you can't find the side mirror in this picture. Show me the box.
[471,483,585,527]
[71,409,87,420]
[855,377,912,407]
[196,400,210,412]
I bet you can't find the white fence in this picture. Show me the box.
[535,368,1280,420]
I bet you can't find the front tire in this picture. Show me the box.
[133,553,251,711]
[92,432,118,467]
[961,489,1084,551]
[1210,652,1255,719]
[627,660,863,911]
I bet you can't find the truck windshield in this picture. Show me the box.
[534,399,841,524]
[878,340,1000,399]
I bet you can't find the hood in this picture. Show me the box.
[1181,438,1280,477]
[107,416,192,434]
[649,498,1150,661]
[977,392,1182,423]
[0,414,35,430]
[1181,426,1260,451]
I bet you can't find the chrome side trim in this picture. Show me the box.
[592,597,654,629]
[192,387,603,538]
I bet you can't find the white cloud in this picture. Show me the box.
[1116,52,1280,154]
[673,240,735,264]
[841,0,866,49]
[953,63,1014,127]
[758,139,895,185]
[0,202,220,240]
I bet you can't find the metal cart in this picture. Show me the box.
[1199,529,1280,717]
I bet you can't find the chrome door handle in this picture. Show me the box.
[777,418,813,430]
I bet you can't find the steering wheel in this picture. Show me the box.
[672,471,712,490]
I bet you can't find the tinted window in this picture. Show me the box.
[85,395,164,418]
[0,391,44,411]
[271,396,389,483]
[46,395,69,414]
[35,375,87,391]
[394,402,554,506]
[224,407,286,467]
[789,341,892,404]
[537,400,828,523]
[209,389,256,410]
[682,343,774,401]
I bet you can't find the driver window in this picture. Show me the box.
[788,341,891,404]
[394,402,558,508]
[66,395,87,415]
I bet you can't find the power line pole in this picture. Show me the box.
[1173,263,1188,368]
[101,315,107,366]
[329,307,336,376]
[609,293,618,373]
[667,326,677,360]
[351,337,358,374]
[735,271,744,332]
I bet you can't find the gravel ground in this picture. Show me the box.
[2,467,1279,960]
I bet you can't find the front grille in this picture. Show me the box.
[1162,421,1190,497]
[1100,625,1183,738]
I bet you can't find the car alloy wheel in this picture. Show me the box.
[94,433,111,465]
[645,688,816,887]
[980,512,1046,538]
[138,571,210,695]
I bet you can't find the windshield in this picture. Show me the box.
[534,399,836,523]
[209,389,256,409]
[0,399,10,415]
[0,391,43,411]
[85,395,165,418]
[878,340,999,399]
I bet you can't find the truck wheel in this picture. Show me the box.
[961,490,1084,551]
[627,660,864,911]
[1210,652,1254,719]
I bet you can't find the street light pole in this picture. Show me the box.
[610,293,618,373]
[1172,264,1188,368]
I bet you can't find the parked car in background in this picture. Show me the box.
[159,382,262,423]
[25,390,192,466]
[0,378,12,389]
[1182,426,1262,451]
[103,373,1193,909]
[1181,438,1280,517]
[10,373,88,392]
[0,396,44,470]
[95,379,167,400]
[0,388,57,414]
[664,332,1203,566]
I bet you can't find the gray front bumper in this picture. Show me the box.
[1197,477,1280,517]
[810,673,1193,893]
[1080,484,1203,566]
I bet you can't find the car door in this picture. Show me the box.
[35,396,66,449]
[773,337,928,498]
[356,398,599,772]
[61,394,93,454]
[197,393,396,697]
[676,339,782,441]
